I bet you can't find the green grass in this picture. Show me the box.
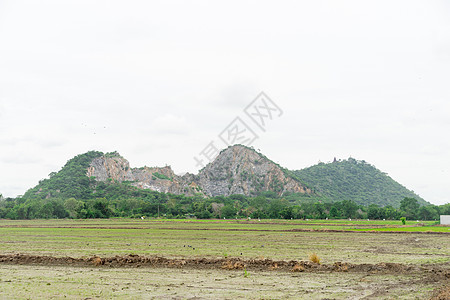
[0,218,447,300]
[0,217,438,229]
[354,226,450,232]
[0,218,448,264]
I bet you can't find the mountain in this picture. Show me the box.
[84,145,311,197]
[197,145,311,197]
[22,145,311,201]
[293,158,428,207]
[23,151,104,200]
[21,146,427,208]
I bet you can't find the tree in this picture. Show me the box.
[92,199,112,218]
[16,204,29,219]
[438,203,450,215]
[250,196,268,209]
[367,205,381,220]
[341,200,358,219]
[400,197,420,219]
[313,202,326,219]
[384,206,400,220]
[329,206,340,218]
[221,205,237,218]
[211,202,224,218]
[280,206,294,219]
[39,202,54,219]
[268,199,289,218]
[52,200,69,218]
[64,198,83,218]
[418,205,439,220]
[195,210,212,219]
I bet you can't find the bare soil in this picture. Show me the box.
[1,219,447,298]
[0,255,448,299]
[1,253,449,278]
[430,285,450,300]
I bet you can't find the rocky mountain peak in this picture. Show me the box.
[84,145,311,198]
[197,145,311,197]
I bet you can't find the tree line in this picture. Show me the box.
[1,192,448,221]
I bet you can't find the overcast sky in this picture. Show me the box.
[1,0,449,205]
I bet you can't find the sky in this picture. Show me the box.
[0,0,449,205]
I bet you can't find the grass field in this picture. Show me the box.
[0,218,448,299]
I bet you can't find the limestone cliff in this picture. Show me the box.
[196,145,311,197]
[131,166,198,195]
[87,153,134,182]
[85,146,310,197]
[86,152,199,196]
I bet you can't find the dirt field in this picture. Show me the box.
[0,219,448,299]
[0,259,447,299]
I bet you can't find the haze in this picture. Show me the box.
[0,0,449,205]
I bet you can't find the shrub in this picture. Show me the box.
[309,253,321,264]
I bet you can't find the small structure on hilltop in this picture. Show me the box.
[440,215,450,225]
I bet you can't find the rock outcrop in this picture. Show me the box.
[85,145,311,197]
[86,152,199,195]
[197,145,310,197]
[87,153,134,182]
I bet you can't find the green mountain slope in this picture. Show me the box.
[22,151,167,202]
[20,149,427,210]
[23,151,104,200]
[293,158,427,208]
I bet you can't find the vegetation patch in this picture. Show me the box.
[152,172,172,181]
[294,158,427,207]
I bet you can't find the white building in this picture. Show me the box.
[440,215,450,225]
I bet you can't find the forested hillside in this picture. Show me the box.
[0,148,441,221]
[294,158,427,207]
[23,151,104,200]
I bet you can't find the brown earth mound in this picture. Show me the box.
[0,253,448,278]
[430,284,450,300]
